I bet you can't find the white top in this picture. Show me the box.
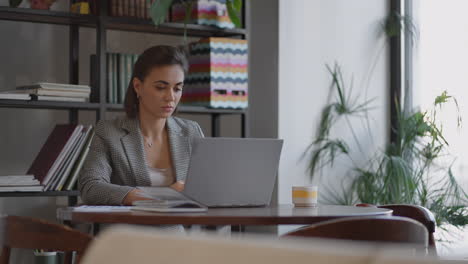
[148,166,175,187]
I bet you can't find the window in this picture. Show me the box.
[412,0,468,191]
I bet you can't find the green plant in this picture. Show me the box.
[382,10,418,39]
[9,0,22,7]
[305,63,468,227]
[149,0,242,41]
[149,0,242,27]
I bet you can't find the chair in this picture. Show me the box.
[0,215,93,264]
[283,216,428,252]
[80,225,454,264]
[356,203,437,255]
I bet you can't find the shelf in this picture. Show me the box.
[0,100,100,110]
[105,16,246,37]
[0,6,96,26]
[0,100,247,114]
[105,103,247,114]
[0,7,246,37]
[0,190,79,197]
[178,105,247,114]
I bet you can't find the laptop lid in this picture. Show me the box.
[182,137,283,207]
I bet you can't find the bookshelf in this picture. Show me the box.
[0,6,246,36]
[0,1,248,199]
[0,191,80,206]
[0,100,100,110]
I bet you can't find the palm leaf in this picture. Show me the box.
[148,0,173,26]
[9,0,22,7]
[306,64,468,227]
[226,0,242,28]
[307,139,350,180]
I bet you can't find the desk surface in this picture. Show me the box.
[58,204,392,226]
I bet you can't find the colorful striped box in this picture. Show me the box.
[171,0,235,29]
[182,37,248,109]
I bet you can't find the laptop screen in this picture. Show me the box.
[183,137,283,207]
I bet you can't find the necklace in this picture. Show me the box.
[145,138,153,148]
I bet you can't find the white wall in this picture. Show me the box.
[276,0,389,234]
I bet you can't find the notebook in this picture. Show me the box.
[132,187,207,213]
[132,137,283,212]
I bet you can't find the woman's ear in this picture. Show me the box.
[133,77,142,97]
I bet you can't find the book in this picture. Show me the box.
[31,95,88,102]
[119,53,126,103]
[27,124,81,186]
[14,89,89,97]
[112,53,119,103]
[0,175,40,186]
[42,125,83,189]
[0,185,44,192]
[123,0,129,16]
[131,201,208,213]
[111,0,117,16]
[46,125,87,191]
[90,54,98,102]
[131,187,207,213]
[105,53,112,103]
[72,205,132,212]
[126,54,133,101]
[117,0,123,16]
[0,92,30,100]
[17,83,91,92]
[129,0,136,17]
[55,125,93,191]
[63,128,95,191]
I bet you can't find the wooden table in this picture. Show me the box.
[58,204,392,233]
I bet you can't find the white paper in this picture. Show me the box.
[73,205,132,212]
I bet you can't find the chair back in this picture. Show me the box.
[379,205,436,247]
[284,216,428,249]
[356,203,437,255]
[81,225,454,264]
[0,215,93,264]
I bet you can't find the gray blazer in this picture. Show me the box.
[78,116,204,205]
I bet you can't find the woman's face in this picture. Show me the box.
[133,64,184,119]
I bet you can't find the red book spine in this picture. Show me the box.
[27,124,77,184]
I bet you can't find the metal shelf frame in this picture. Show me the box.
[0,1,248,200]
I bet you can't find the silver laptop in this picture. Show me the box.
[182,137,283,207]
[136,137,283,209]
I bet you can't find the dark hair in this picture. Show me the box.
[124,45,189,118]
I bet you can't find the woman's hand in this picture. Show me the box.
[170,181,185,192]
[122,189,153,205]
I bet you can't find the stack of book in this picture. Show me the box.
[18,83,91,102]
[108,0,162,20]
[0,83,91,102]
[0,175,43,192]
[26,124,95,192]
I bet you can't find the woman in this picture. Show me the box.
[78,45,204,205]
